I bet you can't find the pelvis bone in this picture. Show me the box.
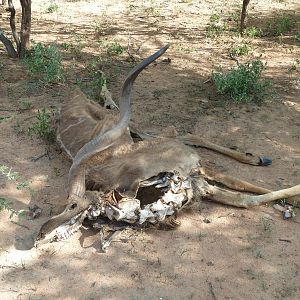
[35,45,300,246]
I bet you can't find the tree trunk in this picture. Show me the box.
[240,0,250,35]
[19,0,31,58]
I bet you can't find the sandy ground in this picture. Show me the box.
[0,0,300,299]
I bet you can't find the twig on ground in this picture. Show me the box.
[30,149,50,161]
[278,238,292,243]
[229,53,240,66]
[10,220,30,230]
[203,77,212,84]
[208,281,218,300]
[0,108,31,112]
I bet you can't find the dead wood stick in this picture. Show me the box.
[278,238,291,243]
[0,107,30,112]
[10,220,30,230]
[208,282,218,300]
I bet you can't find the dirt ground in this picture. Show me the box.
[1,0,300,299]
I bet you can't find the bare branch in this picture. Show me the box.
[0,28,18,57]
[7,0,20,53]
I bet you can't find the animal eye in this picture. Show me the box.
[70,203,77,210]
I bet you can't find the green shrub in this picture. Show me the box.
[244,26,262,38]
[83,59,108,102]
[213,60,271,103]
[0,198,26,218]
[266,14,296,36]
[28,108,55,141]
[229,42,252,56]
[45,2,59,13]
[21,100,33,110]
[25,43,64,83]
[106,42,124,56]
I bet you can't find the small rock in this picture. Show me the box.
[203,217,212,223]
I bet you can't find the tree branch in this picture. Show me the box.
[7,0,20,54]
[0,28,18,58]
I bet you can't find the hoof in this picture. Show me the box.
[259,157,272,166]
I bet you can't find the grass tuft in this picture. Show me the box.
[266,14,296,36]
[28,108,55,141]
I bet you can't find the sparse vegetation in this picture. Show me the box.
[86,60,109,102]
[213,59,271,103]
[244,26,262,37]
[0,116,12,122]
[45,1,59,13]
[25,43,64,83]
[61,34,84,58]
[13,120,25,135]
[21,100,33,110]
[94,19,113,36]
[255,250,263,258]
[244,268,258,280]
[229,10,240,27]
[266,14,296,36]
[0,197,25,218]
[260,216,272,232]
[0,165,33,217]
[206,13,228,38]
[28,108,55,141]
[288,58,300,74]
[106,42,124,56]
[229,42,252,56]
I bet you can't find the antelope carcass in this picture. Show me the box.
[36,45,300,246]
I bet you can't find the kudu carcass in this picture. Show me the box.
[36,45,300,246]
